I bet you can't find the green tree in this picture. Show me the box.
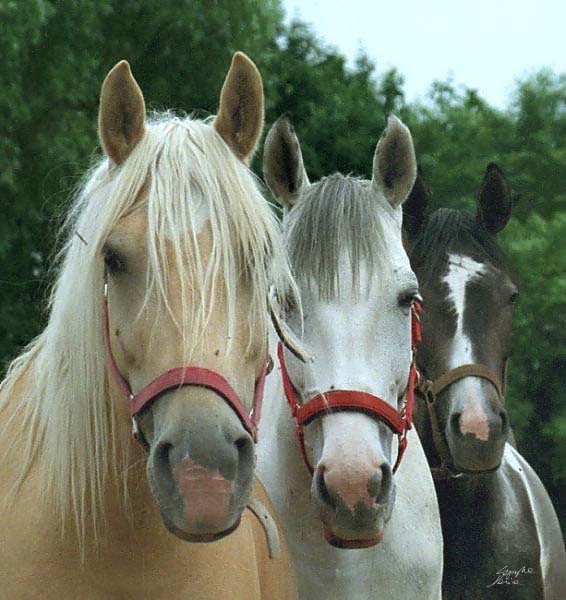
[504,213,566,527]
[262,20,387,180]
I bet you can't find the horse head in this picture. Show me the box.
[264,114,420,547]
[404,164,515,475]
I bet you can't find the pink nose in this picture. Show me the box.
[317,459,391,512]
[452,403,508,442]
[173,457,234,529]
[459,411,490,441]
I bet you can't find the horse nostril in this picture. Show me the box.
[154,441,173,473]
[374,463,392,504]
[234,434,254,464]
[316,467,336,509]
[499,410,509,435]
[450,412,463,436]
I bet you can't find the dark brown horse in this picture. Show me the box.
[404,164,566,599]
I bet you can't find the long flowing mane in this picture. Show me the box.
[285,174,389,300]
[0,113,296,542]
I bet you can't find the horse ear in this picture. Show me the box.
[403,166,431,241]
[214,52,264,164]
[263,114,309,209]
[372,115,417,209]
[476,163,512,234]
[99,61,146,165]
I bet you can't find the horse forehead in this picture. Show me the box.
[339,247,414,291]
[112,206,148,240]
[441,254,487,365]
[112,203,213,252]
[166,189,211,236]
[442,254,487,308]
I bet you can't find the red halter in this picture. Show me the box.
[277,300,422,474]
[102,282,270,446]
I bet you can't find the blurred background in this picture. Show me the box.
[1,1,564,529]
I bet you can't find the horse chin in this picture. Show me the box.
[164,516,242,543]
[323,527,384,549]
[156,492,247,543]
[318,506,387,550]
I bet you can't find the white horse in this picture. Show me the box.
[257,115,443,599]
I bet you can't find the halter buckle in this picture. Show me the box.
[266,354,274,375]
[131,415,140,439]
[431,462,464,481]
[416,372,435,401]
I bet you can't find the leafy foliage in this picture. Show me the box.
[1,2,564,528]
[504,214,566,525]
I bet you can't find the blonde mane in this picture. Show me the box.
[0,114,296,544]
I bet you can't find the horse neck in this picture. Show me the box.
[57,388,191,568]
[2,361,166,552]
[435,469,500,528]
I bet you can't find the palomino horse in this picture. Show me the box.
[257,114,443,599]
[404,164,566,599]
[0,54,299,598]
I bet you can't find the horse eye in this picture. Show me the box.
[103,247,127,274]
[509,290,519,305]
[398,290,418,310]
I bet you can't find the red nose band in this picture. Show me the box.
[277,300,422,474]
[102,285,269,445]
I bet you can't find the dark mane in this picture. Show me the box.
[409,208,514,283]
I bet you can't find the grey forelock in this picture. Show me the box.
[284,174,390,300]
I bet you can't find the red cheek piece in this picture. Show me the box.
[277,300,422,475]
[102,294,269,445]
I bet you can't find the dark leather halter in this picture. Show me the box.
[415,361,506,479]
[277,300,423,475]
[102,278,271,448]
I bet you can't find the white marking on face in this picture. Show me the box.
[166,190,210,237]
[443,254,490,441]
[443,254,486,367]
[189,192,210,233]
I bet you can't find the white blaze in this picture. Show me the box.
[443,254,490,441]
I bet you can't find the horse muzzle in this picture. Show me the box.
[313,456,394,547]
[446,399,508,473]
[146,390,256,541]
